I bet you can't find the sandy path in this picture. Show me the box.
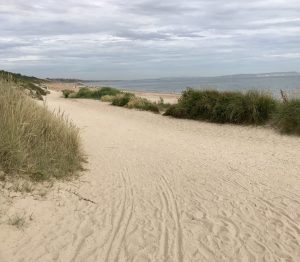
[0,91,299,262]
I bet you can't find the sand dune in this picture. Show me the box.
[0,91,299,262]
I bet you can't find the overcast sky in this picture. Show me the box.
[1,0,300,79]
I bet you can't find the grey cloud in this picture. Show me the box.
[0,0,300,79]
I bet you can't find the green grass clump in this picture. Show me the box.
[100,95,115,102]
[72,87,120,99]
[164,89,277,125]
[0,80,85,180]
[111,93,135,106]
[62,89,75,98]
[272,99,300,135]
[8,214,26,229]
[126,97,160,113]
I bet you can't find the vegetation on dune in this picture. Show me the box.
[0,80,85,181]
[72,87,121,99]
[126,97,160,113]
[100,95,116,102]
[64,86,300,135]
[111,93,135,106]
[66,87,170,113]
[164,89,277,125]
[0,70,49,100]
[272,99,300,135]
[62,89,75,98]
[0,70,42,84]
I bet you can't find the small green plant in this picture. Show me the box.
[112,93,135,106]
[126,97,159,113]
[62,89,75,98]
[100,95,115,102]
[30,171,48,182]
[272,99,300,135]
[8,214,26,229]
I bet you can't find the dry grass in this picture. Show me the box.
[0,80,85,180]
[100,95,115,102]
[126,97,160,113]
[8,214,26,229]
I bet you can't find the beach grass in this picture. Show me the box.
[273,99,300,135]
[100,95,116,102]
[111,92,135,106]
[164,89,277,125]
[62,89,75,98]
[65,87,170,113]
[64,87,300,135]
[126,97,160,113]
[72,87,120,99]
[0,80,85,180]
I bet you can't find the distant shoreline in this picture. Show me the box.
[46,81,180,104]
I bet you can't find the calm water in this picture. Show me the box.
[85,75,300,97]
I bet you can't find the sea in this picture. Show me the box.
[85,73,300,98]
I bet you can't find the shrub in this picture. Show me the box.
[62,89,75,98]
[0,80,85,180]
[272,99,300,135]
[164,89,277,125]
[126,97,159,113]
[72,87,120,99]
[100,95,115,102]
[112,93,135,106]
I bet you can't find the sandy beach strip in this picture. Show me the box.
[0,90,299,262]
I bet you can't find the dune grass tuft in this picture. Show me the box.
[62,89,75,98]
[272,99,300,135]
[111,93,135,106]
[164,89,277,125]
[100,95,116,102]
[8,214,26,229]
[72,87,120,99]
[126,97,160,113]
[0,80,85,180]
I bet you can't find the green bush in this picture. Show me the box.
[73,87,120,99]
[112,93,135,106]
[100,95,115,102]
[126,97,159,113]
[62,89,75,98]
[0,80,85,180]
[164,89,277,125]
[273,99,300,135]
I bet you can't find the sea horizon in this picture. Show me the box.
[83,72,300,97]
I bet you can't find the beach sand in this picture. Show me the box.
[0,90,299,261]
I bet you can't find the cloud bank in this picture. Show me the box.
[1,0,300,79]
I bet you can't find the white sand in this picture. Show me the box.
[0,91,299,262]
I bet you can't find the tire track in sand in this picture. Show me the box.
[102,170,134,262]
[157,174,183,262]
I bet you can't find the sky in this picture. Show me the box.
[1,0,300,80]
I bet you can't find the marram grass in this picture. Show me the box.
[0,80,85,180]
[164,89,277,125]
